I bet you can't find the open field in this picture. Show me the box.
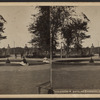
[0,64,50,94]
[52,63,100,93]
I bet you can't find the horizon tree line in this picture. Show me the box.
[0,7,90,58]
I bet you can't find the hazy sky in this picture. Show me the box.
[0,6,37,48]
[76,6,100,48]
[0,6,100,48]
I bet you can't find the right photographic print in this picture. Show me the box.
[51,6,100,94]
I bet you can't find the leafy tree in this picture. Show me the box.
[61,12,90,57]
[28,6,50,55]
[71,13,90,55]
[29,6,74,55]
[0,15,6,40]
[50,6,74,53]
[28,6,90,57]
[61,24,75,57]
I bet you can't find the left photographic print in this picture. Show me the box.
[0,6,51,94]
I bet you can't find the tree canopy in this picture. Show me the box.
[61,11,90,56]
[0,15,6,40]
[28,6,50,54]
[28,6,90,57]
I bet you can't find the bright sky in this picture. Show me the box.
[76,6,100,48]
[0,6,37,48]
[0,6,99,48]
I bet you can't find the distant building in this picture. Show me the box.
[24,44,29,57]
[90,43,94,55]
[6,44,10,56]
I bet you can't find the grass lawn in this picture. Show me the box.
[0,64,50,94]
[52,63,100,91]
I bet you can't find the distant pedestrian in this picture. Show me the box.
[23,57,27,64]
[21,53,23,58]
[6,58,10,63]
[89,57,94,63]
[43,57,49,63]
[15,53,17,59]
[20,57,29,66]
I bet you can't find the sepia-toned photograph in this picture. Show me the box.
[52,6,100,94]
[0,5,51,94]
[0,3,100,96]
